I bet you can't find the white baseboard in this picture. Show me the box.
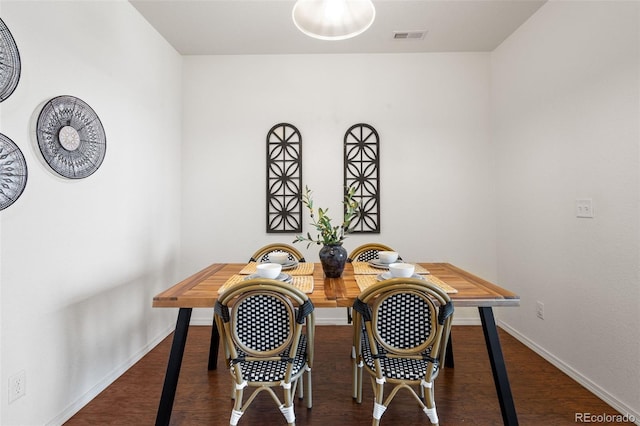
[47,323,175,426]
[498,321,640,425]
[451,317,481,326]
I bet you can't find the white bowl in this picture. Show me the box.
[268,251,289,264]
[256,263,282,279]
[378,251,398,264]
[389,262,415,278]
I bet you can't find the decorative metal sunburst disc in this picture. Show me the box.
[0,133,27,210]
[36,95,106,179]
[0,17,21,102]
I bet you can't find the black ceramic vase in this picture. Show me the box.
[319,243,347,278]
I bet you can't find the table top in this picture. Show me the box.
[153,262,520,309]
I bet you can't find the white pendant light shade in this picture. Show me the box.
[292,0,376,41]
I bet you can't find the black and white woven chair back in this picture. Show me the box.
[355,249,381,262]
[232,291,295,356]
[257,250,297,263]
[351,248,403,263]
[373,290,437,355]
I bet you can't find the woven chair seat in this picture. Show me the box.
[234,336,308,383]
[360,332,436,381]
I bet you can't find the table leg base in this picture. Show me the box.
[479,306,519,426]
[208,317,219,370]
[156,308,192,426]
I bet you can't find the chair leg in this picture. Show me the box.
[351,346,358,399]
[280,384,296,426]
[371,378,386,426]
[422,382,439,426]
[297,375,304,400]
[356,360,364,403]
[279,403,296,426]
[305,366,313,408]
[230,384,245,426]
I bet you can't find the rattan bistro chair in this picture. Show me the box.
[214,279,315,426]
[345,243,403,324]
[249,243,306,263]
[347,243,402,263]
[352,278,454,426]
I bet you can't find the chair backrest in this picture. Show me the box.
[233,291,296,355]
[348,243,399,263]
[249,243,306,263]
[215,279,314,364]
[353,278,453,376]
[372,289,439,355]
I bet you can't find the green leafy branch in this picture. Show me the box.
[293,186,359,249]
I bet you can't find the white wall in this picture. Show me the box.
[2,1,637,424]
[492,1,640,419]
[0,1,182,424]
[181,53,496,324]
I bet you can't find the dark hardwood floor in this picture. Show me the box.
[65,325,628,425]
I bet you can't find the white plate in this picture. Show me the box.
[281,260,299,270]
[376,272,426,281]
[245,273,293,283]
[368,259,403,269]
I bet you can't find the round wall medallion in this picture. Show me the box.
[36,95,106,179]
[0,18,21,102]
[59,126,81,151]
[0,133,28,210]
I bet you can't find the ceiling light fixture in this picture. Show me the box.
[292,0,376,41]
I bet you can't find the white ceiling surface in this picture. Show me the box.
[129,0,547,55]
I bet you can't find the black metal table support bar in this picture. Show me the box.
[479,306,519,426]
[208,317,220,370]
[445,331,454,368]
[155,308,192,426]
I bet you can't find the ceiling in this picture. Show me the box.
[129,0,546,55]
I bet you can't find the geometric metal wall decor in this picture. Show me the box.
[0,133,28,210]
[266,123,302,233]
[36,95,106,179]
[344,123,380,233]
[0,17,21,102]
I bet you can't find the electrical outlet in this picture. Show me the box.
[536,301,544,320]
[576,199,594,218]
[8,370,26,403]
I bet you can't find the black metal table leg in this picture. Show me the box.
[156,308,192,426]
[479,306,519,426]
[445,330,454,368]
[208,316,220,370]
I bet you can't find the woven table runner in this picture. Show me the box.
[352,262,430,275]
[218,274,314,294]
[354,275,457,294]
[239,262,314,276]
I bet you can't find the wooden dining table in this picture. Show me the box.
[152,262,520,426]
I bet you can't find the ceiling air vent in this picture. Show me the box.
[393,31,427,40]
